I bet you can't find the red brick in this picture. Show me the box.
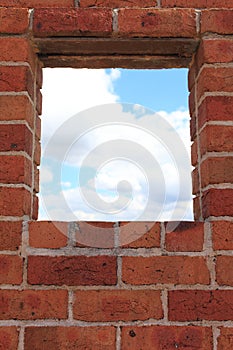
[202,189,233,218]
[0,37,36,73]
[73,290,163,321]
[197,39,233,69]
[200,125,233,156]
[192,167,199,195]
[36,87,42,115]
[166,222,204,252]
[0,290,67,320]
[0,187,31,217]
[0,124,33,156]
[119,222,160,248]
[0,327,19,350]
[188,60,197,92]
[197,67,233,102]
[0,255,22,284]
[216,256,233,286]
[190,112,196,141]
[0,95,34,129]
[201,9,233,34]
[212,221,233,250]
[0,156,32,186]
[34,138,41,166]
[193,195,201,221]
[29,221,68,248]
[189,87,195,115]
[32,195,38,220]
[80,0,156,6]
[35,115,41,139]
[162,0,233,7]
[122,256,210,285]
[169,290,233,321]
[0,0,74,7]
[34,165,39,193]
[75,222,115,248]
[0,7,29,34]
[201,157,233,188]
[121,326,213,350]
[25,327,116,350]
[118,9,196,37]
[0,221,22,251]
[36,62,43,89]
[33,8,112,37]
[0,66,34,100]
[191,138,198,166]
[198,96,233,130]
[28,256,117,286]
[218,328,233,350]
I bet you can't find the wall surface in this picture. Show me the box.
[0,1,233,349]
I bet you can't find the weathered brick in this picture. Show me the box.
[191,138,198,166]
[118,9,196,37]
[28,256,117,285]
[80,0,156,7]
[75,222,115,248]
[0,156,32,186]
[201,9,233,34]
[200,125,233,156]
[0,0,74,7]
[192,166,199,195]
[0,187,31,217]
[33,8,112,37]
[25,327,116,350]
[169,290,233,321]
[193,195,201,221]
[0,327,19,350]
[34,138,41,166]
[0,7,29,34]
[162,0,233,7]
[0,95,34,129]
[166,222,204,252]
[122,256,210,285]
[212,221,233,250]
[32,195,38,220]
[119,222,160,248]
[197,39,233,69]
[0,66,34,100]
[218,328,233,350]
[73,290,163,321]
[0,255,22,285]
[0,290,67,320]
[216,256,233,286]
[29,221,68,249]
[0,124,33,156]
[201,157,233,188]
[121,326,213,350]
[0,221,22,251]
[202,189,233,218]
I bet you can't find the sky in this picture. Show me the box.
[39,68,193,222]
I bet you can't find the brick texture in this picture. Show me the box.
[0,221,22,251]
[0,327,19,350]
[29,221,68,248]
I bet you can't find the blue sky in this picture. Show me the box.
[39,68,193,222]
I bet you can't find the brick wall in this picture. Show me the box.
[0,1,233,349]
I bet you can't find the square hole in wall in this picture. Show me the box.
[39,68,193,222]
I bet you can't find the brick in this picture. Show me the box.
[29,221,68,248]
[35,115,41,139]
[0,124,33,156]
[212,221,233,250]
[0,255,22,285]
[33,8,112,37]
[0,156,32,186]
[0,221,22,251]
[0,7,29,34]
[32,195,38,220]
[162,0,233,7]
[122,256,210,285]
[193,195,201,221]
[36,87,42,115]
[192,166,199,195]
[118,9,196,37]
[80,0,156,7]
[0,0,74,7]
[121,326,213,350]
[34,165,39,193]
[169,290,233,321]
[0,187,31,217]
[188,86,195,116]
[75,221,115,248]
[218,328,233,350]
[191,138,198,166]
[190,112,196,141]
[0,37,36,73]
[201,9,233,34]
[166,222,204,252]
[201,157,233,188]
[200,125,233,156]
[25,327,116,350]
[0,290,67,320]
[34,138,41,166]
[202,189,233,218]
[197,67,233,102]
[198,96,233,130]
[73,290,163,321]
[0,95,34,129]
[0,66,34,100]
[28,256,117,285]
[197,39,233,69]
[0,327,19,350]
[119,222,160,248]
[216,256,233,286]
